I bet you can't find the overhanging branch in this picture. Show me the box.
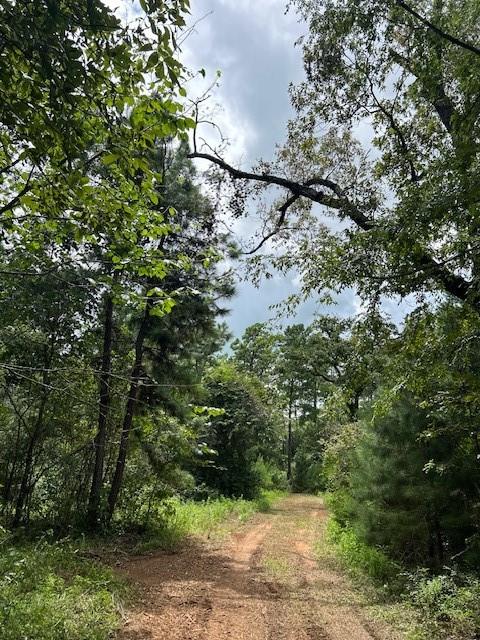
[189,151,373,230]
[190,150,476,307]
[395,0,480,57]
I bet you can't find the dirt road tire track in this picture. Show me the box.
[118,495,400,640]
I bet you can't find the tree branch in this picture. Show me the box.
[0,168,35,216]
[395,0,480,57]
[190,151,475,306]
[189,151,374,230]
[243,179,331,254]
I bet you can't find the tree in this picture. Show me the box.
[0,0,196,528]
[190,0,480,313]
[231,322,279,381]
[103,143,235,522]
[0,139,236,529]
[0,0,191,237]
[0,246,97,525]
[199,361,282,499]
[348,396,480,566]
[321,301,480,567]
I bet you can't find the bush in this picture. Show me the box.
[133,491,285,553]
[405,569,480,639]
[253,457,288,491]
[326,518,480,640]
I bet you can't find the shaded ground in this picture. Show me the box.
[118,494,401,640]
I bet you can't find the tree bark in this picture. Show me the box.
[12,393,48,527]
[11,332,55,528]
[106,300,151,522]
[287,380,294,481]
[87,282,115,529]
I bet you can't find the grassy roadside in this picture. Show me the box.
[0,533,127,640]
[319,516,480,640]
[0,490,285,640]
[133,489,286,553]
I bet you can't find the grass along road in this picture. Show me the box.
[118,494,401,640]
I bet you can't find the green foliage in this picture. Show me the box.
[253,457,288,492]
[0,539,125,640]
[325,398,480,567]
[326,519,399,585]
[232,0,480,313]
[292,418,329,493]
[405,570,480,640]
[326,519,480,640]
[0,142,234,531]
[198,361,284,499]
[312,302,480,638]
[231,323,279,380]
[232,315,395,488]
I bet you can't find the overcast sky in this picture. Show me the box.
[109,1,414,336]
[180,1,369,337]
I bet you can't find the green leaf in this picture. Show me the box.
[102,153,120,166]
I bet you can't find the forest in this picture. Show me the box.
[1,1,480,639]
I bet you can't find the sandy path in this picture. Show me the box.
[118,495,400,640]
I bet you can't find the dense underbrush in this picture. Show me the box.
[0,530,125,640]
[325,516,480,640]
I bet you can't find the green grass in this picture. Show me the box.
[326,518,400,586]
[0,533,127,640]
[263,553,292,579]
[134,490,285,553]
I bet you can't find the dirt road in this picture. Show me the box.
[119,494,399,640]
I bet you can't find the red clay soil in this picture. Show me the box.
[117,494,401,640]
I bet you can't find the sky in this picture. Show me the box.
[110,1,416,337]
[180,1,372,337]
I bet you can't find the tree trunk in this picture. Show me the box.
[348,392,360,420]
[11,337,55,527]
[287,381,294,481]
[12,394,48,527]
[106,301,151,522]
[2,420,22,510]
[87,284,115,529]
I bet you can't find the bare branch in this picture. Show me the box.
[243,177,338,254]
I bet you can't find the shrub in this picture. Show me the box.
[326,518,480,639]
[133,491,285,552]
[326,518,400,585]
[253,458,288,491]
[405,569,480,639]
